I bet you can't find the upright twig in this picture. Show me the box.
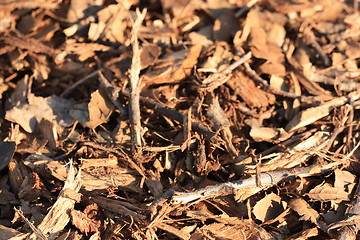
[129,8,147,154]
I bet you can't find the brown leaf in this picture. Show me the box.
[288,198,320,224]
[70,90,114,129]
[334,169,356,194]
[306,182,350,202]
[5,94,74,134]
[252,193,284,222]
[143,45,202,85]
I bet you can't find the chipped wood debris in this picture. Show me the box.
[0,0,360,239]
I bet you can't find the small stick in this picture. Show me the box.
[199,52,252,93]
[98,71,128,117]
[60,69,102,97]
[222,52,252,73]
[243,62,316,102]
[129,8,147,154]
[13,208,47,240]
[140,96,216,140]
[171,162,340,205]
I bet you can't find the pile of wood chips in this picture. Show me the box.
[0,0,360,239]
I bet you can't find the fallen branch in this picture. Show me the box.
[171,162,340,204]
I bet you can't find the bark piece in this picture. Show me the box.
[227,70,276,108]
[24,153,68,181]
[8,158,30,195]
[28,163,81,239]
[285,92,360,132]
[0,224,22,240]
[18,172,52,202]
[90,195,146,222]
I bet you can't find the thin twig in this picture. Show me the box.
[243,62,316,102]
[98,71,128,117]
[129,8,147,154]
[171,162,341,205]
[60,69,102,97]
[199,52,252,93]
[13,208,48,240]
[139,96,216,140]
[222,52,252,73]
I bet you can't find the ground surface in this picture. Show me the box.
[0,0,360,239]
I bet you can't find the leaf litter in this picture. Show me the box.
[0,0,359,239]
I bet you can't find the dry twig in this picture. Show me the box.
[129,8,147,154]
[171,162,340,205]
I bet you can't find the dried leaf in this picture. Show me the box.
[288,198,327,231]
[306,182,350,202]
[70,90,114,129]
[5,94,74,134]
[334,169,356,194]
[143,45,202,85]
[252,193,284,222]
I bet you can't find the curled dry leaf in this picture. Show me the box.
[70,89,114,129]
[289,198,328,232]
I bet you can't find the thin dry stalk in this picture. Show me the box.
[13,208,47,240]
[129,8,147,154]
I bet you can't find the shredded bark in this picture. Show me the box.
[0,1,360,239]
